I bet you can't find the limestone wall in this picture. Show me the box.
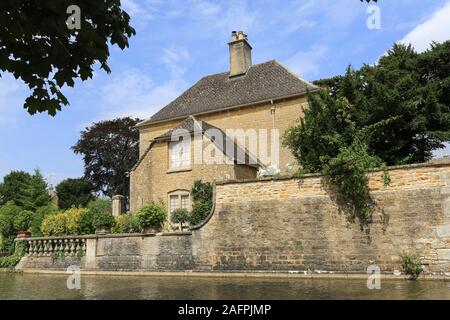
[192,162,450,273]
[18,233,193,271]
[17,161,450,275]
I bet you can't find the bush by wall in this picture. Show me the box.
[78,199,113,234]
[189,201,211,226]
[401,252,423,280]
[92,211,115,229]
[171,208,189,230]
[0,202,34,254]
[112,214,140,234]
[0,240,25,268]
[40,207,86,236]
[137,202,166,230]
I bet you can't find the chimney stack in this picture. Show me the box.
[228,31,252,78]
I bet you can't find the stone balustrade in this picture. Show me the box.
[19,236,92,257]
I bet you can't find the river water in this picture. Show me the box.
[0,273,450,299]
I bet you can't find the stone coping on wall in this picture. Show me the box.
[216,159,450,185]
[15,231,192,242]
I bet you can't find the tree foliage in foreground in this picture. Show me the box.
[72,117,141,199]
[0,0,135,115]
[285,41,450,224]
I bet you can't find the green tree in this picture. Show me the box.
[72,117,141,199]
[0,171,32,206]
[21,170,52,211]
[0,170,51,210]
[312,42,450,165]
[30,204,58,237]
[285,41,450,224]
[0,0,135,115]
[56,178,94,210]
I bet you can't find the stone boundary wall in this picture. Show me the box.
[17,233,193,272]
[17,161,450,275]
[192,161,450,274]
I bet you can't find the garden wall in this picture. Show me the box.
[193,161,450,273]
[17,160,450,275]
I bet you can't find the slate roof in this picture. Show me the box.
[137,60,318,127]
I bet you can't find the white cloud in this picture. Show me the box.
[121,0,158,26]
[399,1,450,52]
[283,45,328,79]
[94,44,192,121]
[161,47,191,78]
[96,68,187,121]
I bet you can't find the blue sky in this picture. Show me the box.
[1,0,450,186]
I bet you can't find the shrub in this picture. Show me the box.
[112,214,140,234]
[0,201,20,237]
[65,207,86,234]
[189,180,213,226]
[0,201,23,253]
[171,208,189,230]
[76,199,112,235]
[189,201,212,226]
[192,180,213,203]
[13,210,33,231]
[137,203,166,229]
[77,209,96,235]
[30,205,58,237]
[40,207,86,236]
[401,252,423,280]
[0,241,26,268]
[41,213,67,236]
[92,211,115,229]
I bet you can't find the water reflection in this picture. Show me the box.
[0,273,449,300]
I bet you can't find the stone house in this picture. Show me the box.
[130,31,317,215]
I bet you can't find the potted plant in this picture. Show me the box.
[92,211,115,235]
[137,202,166,233]
[171,208,189,231]
[14,210,33,238]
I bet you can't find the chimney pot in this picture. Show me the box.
[228,31,252,77]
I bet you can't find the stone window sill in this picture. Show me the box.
[166,167,192,174]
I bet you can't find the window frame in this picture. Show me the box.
[167,190,191,214]
[168,136,191,171]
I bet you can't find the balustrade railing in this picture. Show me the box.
[20,236,88,257]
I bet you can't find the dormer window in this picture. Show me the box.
[169,136,191,169]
